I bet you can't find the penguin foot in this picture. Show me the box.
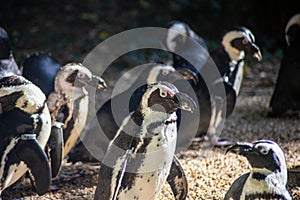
[53,170,82,182]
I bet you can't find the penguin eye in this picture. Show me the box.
[256,145,269,155]
[77,72,85,79]
[242,38,249,45]
[162,69,169,76]
[160,90,168,98]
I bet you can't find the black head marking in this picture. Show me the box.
[66,69,79,84]
[147,87,178,114]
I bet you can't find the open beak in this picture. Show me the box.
[226,142,254,156]
[174,92,197,112]
[91,75,107,90]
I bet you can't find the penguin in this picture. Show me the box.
[166,22,262,146]
[94,82,196,200]
[69,63,190,199]
[0,75,52,196]
[268,14,300,117]
[47,62,107,161]
[0,26,21,77]
[225,140,292,200]
[22,54,107,177]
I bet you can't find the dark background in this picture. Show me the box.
[0,0,298,64]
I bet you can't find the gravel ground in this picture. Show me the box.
[2,59,300,199]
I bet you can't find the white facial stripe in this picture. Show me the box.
[166,23,187,51]
[222,30,253,62]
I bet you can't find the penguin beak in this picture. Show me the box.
[91,75,107,90]
[226,142,254,156]
[169,71,186,83]
[246,43,262,61]
[176,68,199,85]
[174,92,197,112]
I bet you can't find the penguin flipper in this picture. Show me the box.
[224,172,249,200]
[15,136,51,195]
[48,122,64,178]
[167,156,188,200]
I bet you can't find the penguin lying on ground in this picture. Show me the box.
[22,54,107,178]
[225,140,292,200]
[0,27,52,196]
[94,82,196,200]
[166,22,262,146]
[268,14,300,117]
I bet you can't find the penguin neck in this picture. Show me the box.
[251,167,287,186]
[58,86,88,102]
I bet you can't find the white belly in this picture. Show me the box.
[116,113,177,199]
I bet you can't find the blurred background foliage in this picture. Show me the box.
[0,0,298,63]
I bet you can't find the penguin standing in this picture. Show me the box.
[0,75,52,195]
[0,27,52,196]
[70,63,190,199]
[166,22,262,146]
[225,140,292,200]
[22,55,107,177]
[94,82,196,200]
[268,14,300,117]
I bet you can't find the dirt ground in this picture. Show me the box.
[1,57,300,200]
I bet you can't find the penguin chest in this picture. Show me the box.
[63,95,88,157]
[117,114,178,199]
[232,62,244,95]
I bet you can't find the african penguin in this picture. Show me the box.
[225,140,292,200]
[22,55,107,177]
[69,63,190,199]
[268,13,300,117]
[166,22,262,146]
[0,26,21,78]
[47,63,107,161]
[0,75,52,196]
[94,82,196,200]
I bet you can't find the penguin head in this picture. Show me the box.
[285,14,300,47]
[166,21,190,52]
[0,26,11,59]
[147,64,184,84]
[227,140,287,179]
[22,52,61,97]
[136,82,196,117]
[55,63,106,98]
[222,27,262,62]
